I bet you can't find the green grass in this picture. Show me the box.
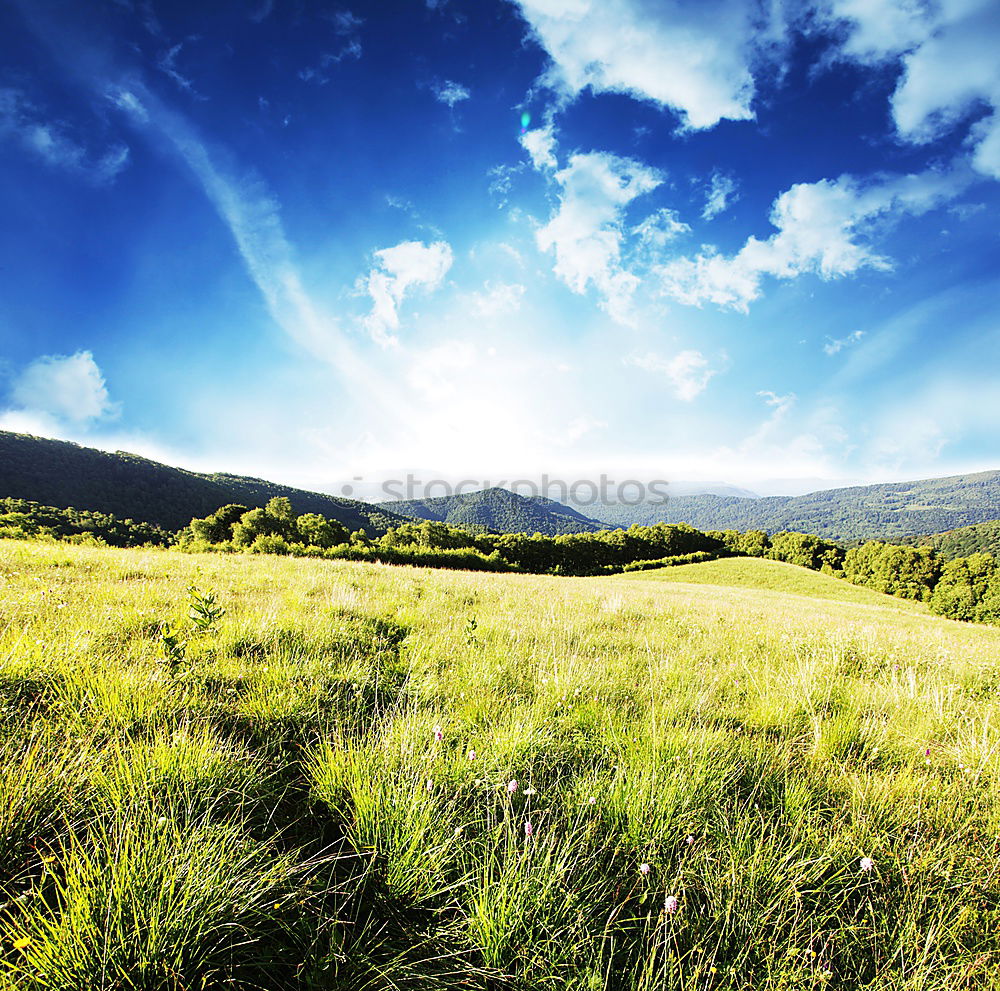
[627,556,925,609]
[1,539,1000,989]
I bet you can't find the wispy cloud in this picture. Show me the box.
[468,281,526,318]
[432,79,470,107]
[631,207,690,251]
[105,82,408,423]
[0,88,129,185]
[156,41,202,98]
[487,162,524,208]
[757,389,797,415]
[299,10,363,83]
[823,329,865,355]
[247,0,273,23]
[298,43,362,83]
[702,170,738,220]
[625,350,718,401]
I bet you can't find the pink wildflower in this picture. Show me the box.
[860,856,874,872]
[639,863,651,875]
[524,821,534,837]
[433,725,443,742]
[665,895,679,913]
[507,779,518,793]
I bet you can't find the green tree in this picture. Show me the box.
[296,513,348,549]
[929,553,996,621]
[189,504,249,545]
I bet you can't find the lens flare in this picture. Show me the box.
[520,111,531,134]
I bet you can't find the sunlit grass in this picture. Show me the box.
[1,539,999,988]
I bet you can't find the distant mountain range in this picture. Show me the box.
[578,470,1000,541]
[0,431,408,534]
[2,430,999,544]
[382,487,606,536]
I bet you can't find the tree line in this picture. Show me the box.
[0,498,172,547]
[176,498,1000,626]
[2,494,997,628]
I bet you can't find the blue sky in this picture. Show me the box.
[1,0,999,497]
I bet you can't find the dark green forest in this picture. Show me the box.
[0,431,407,534]
[899,519,1000,561]
[382,487,605,535]
[0,498,172,547]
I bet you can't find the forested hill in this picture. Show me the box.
[899,520,1000,561]
[0,431,409,534]
[381,487,606,535]
[585,470,1000,541]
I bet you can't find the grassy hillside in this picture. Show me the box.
[0,430,409,534]
[627,556,925,610]
[1,539,999,989]
[588,469,1000,540]
[900,519,1000,561]
[382,486,606,535]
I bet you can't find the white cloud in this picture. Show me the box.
[433,79,470,107]
[0,88,129,185]
[824,0,1000,180]
[631,207,690,250]
[702,171,739,220]
[625,350,717,401]
[756,389,796,415]
[892,3,1000,179]
[659,166,969,312]
[512,0,772,130]
[823,329,864,355]
[820,0,932,62]
[363,240,454,347]
[536,151,661,323]
[6,351,118,425]
[469,281,526,317]
[519,126,557,170]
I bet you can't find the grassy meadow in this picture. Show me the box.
[627,557,928,610]
[1,539,1000,989]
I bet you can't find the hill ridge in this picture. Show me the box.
[0,431,409,534]
[382,486,606,535]
[582,469,1000,540]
